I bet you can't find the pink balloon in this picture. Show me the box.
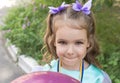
[11,71,80,83]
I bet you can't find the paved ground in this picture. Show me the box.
[0,4,24,83]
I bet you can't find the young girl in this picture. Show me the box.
[32,0,111,83]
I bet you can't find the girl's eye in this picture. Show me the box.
[58,41,67,45]
[75,41,83,45]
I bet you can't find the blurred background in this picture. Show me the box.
[0,0,120,83]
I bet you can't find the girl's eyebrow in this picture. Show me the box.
[57,39,86,42]
[56,39,66,41]
[75,39,86,42]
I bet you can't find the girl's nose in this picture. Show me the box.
[67,45,74,55]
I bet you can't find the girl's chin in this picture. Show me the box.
[62,57,81,62]
[61,58,81,68]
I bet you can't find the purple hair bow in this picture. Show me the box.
[48,2,69,14]
[72,0,92,15]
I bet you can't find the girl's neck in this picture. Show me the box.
[61,60,89,71]
[84,60,90,69]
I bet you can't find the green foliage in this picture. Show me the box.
[95,6,120,83]
[38,0,114,8]
[38,0,74,6]
[2,1,48,62]
[92,0,114,11]
[1,0,119,83]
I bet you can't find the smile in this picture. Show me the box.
[63,57,78,62]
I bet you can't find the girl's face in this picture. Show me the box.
[54,26,90,70]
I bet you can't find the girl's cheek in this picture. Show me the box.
[56,47,65,57]
[57,52,62,57]
[78,47,88,57]
[77,46,87,51]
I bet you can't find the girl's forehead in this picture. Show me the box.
[55,26,88,43]
[53,18,87,31]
